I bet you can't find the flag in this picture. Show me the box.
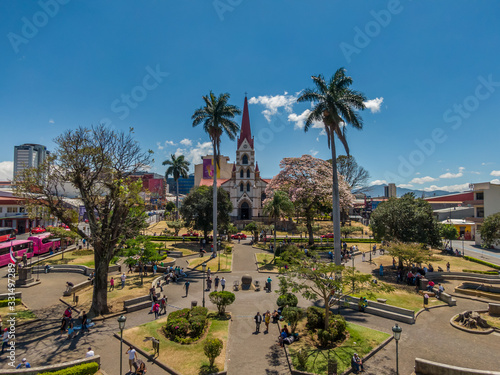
[9,243,16,264]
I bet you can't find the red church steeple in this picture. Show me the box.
[237,95,254,149]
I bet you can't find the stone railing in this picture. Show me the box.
[0,355,100,375]
[415,357,500,375]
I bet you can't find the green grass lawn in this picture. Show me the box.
[255,253,282,273]
[188,253,232,272]
[289,321,390,374]
[123,313,229,374]
[42,250,95,267]
[352,287,445,312]
[0,305,37,325]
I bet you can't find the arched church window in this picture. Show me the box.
[240,169,244,178]
[246,169,250,178]
[242,154,248,164]
[240,183,243,192]
[261,192,266,203]
[247,183,250,192]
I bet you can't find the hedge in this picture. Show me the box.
[38,362,99,375]
[462,269,500,275]
[149,236,202,241]
[0,299,21,308]
[463,256,500,270]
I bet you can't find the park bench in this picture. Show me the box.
[168,251,183,258]
[233,280,239,291]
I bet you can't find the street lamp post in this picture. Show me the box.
[392,323,402,375]
[202,263,207,307]
[462,235,465,256]
[352,254,355,293]
[369,235,372,263]
[218,239,221,271]
[118,315,127,375]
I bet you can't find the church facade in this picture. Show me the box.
[196,96,270,222]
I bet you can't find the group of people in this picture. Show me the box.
[254,311,273,333]
[108,273,127,291]
[149,288,168,319]
[59,307,90,339]
[126,345,147,374]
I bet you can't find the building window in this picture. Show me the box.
[246,169,250,178]
[261,192,266,204]
[7,207,17,213]
[242,154,248,164]
[476,207,484,218]
[240,183,243,192]
[0,208,2,213]
[246,183,250,192]
[240,169,244,178]
[476,192,484,200]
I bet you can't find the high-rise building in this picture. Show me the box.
[13,144,49,179]
[167,174,195,195]
[384,183,397,198]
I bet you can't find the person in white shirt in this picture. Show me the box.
[86,347,95,357]
[121,273,126,289]
[126,346,137,373]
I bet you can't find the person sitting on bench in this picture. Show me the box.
[352,353,364,373]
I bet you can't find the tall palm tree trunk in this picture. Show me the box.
[212,145,218,249]
[330,130,342,266]
[176,179,180,220]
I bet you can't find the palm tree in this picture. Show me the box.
[192,92,241,245]
[263,191,294,258]
[297,68,366,265]
[162,154,190,220]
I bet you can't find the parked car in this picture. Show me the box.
[231,233,247,240]
[31,227,46,234]
[321,233,334,239]
[182,232,199,237]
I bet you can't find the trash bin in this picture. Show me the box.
[191,301,197,308]
[423,294,429,306]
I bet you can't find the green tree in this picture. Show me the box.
[282,307,302,333]
[440,223,458,248]
[209,291,236,315]
[162,154,190,220]
[203,338,223,368]
[263,191,294,255]
[192,92,241,247]
[125,236,163,285]
[15,126,150,316]
[480,212,500,248]
[298,68,367,265]
[166,220,184,236]
[370,193,441,246]
[244,222,259,242]
[385,242,434,269]
[165,201,176,213]
[180,186,233,240]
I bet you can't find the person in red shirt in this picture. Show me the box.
[427,280,435,292]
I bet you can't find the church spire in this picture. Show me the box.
[237,95,254,149]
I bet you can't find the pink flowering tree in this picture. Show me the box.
[265,155,354,245]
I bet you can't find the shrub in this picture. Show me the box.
[295,349,309,371]
[38,362,99,375]
[165,306,209,342]
[463,256,500,270]
[329,314,347,342]
[189,315,207,338]
[276,293,298,308]
[317,328,335,347]
[165,317,190,340]
[209,291,235,315]
[306,306,324,331]
[225,245,233,254]
[168,308,190,321]
[190,306,208,318]
[281,307,302,333]
[462,269,499,275]
[204,338,223,367]
[0,299,21,308]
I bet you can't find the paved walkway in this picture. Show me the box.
[2,240,500,374]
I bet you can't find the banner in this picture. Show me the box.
[203,158,220,179]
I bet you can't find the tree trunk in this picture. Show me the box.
[307,218,314,246]
[176,179,180,220]
[274,217,277,253]
[212,146,218,251]
[90,245,111,316]
[324,293,330,330]
[330,131,342,266]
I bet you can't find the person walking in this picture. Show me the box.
[207,267,211,278]
[2,328,8,353]
[214,275,220,291]
[109,277,115,292]
[153,302,160,319]
[160,296,167,315]
[220,277,226,291]
[264,311,270,333]
[184,280,190,297]
[126,346,137,373]
[446,262,451,272]
[266,276,272,293]
[121,273,126,289]
[67,322,75,340]
[254,312,262,333]
[207,277,212,291]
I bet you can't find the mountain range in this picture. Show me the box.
[355,184,457,198]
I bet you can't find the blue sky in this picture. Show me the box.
[1,0,500,192]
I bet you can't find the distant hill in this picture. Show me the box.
[355,184,458,198]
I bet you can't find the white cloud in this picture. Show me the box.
[249,92,298,122]
[309,149,319,157]
[180,138,192,147]
[415,172,421,175]
[164,140,176,147]
[397,184,414,189]
[0,161,14,180]
[440,167,464,179]
[288,109,310,130]
[490,170,500,177]
[156,142,164,150]
[410,176,438,184]
[174,141,213,166]
[423,183,470,193]
[369,180,387,186]
[470,171,481,175]
[363,97,384,113]
[491,179,500,185]
[49,119,55,124]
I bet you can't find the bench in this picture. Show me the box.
[233,280,239,291]
[168,251,183,258]
[377,298,387,304]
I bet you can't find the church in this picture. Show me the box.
[195,96,271,223]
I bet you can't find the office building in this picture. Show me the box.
[13,144,49,178]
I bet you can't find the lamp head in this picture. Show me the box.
[392,323,402,341]
[202,263,207,271]
[118,314,127,330]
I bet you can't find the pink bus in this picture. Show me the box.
[28,233,61,255]
[0,240,33,267]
